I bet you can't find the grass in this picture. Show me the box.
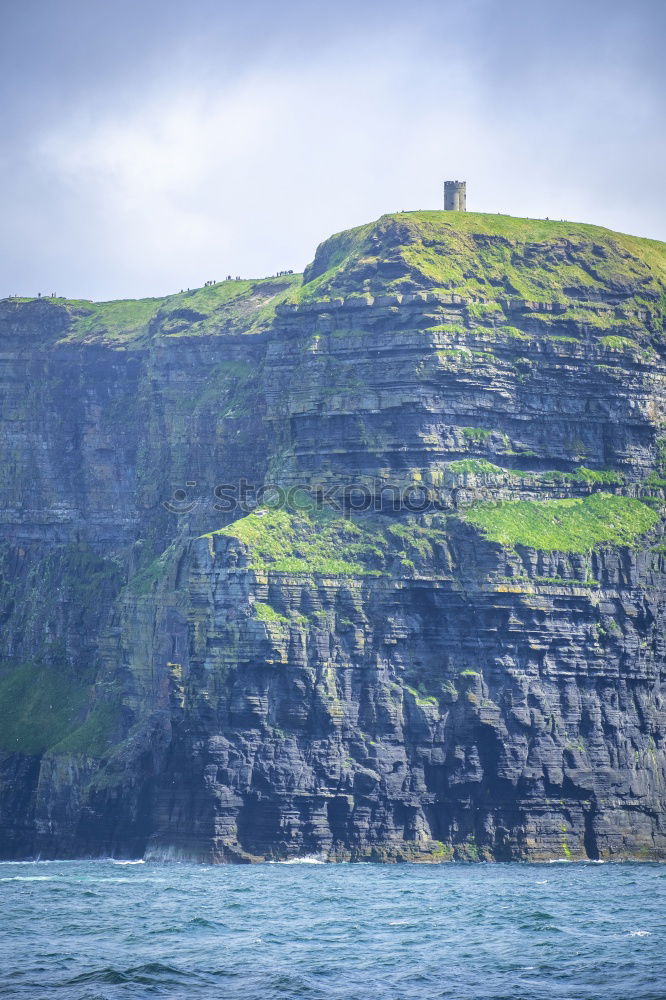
[203,507,454,577]
[21,274,301,346]
[128,543,178,595]
[386,519,449,563]
[63,297,164,342]
[446,459,506,478]
[465,301,503,319]
[496,325,530,339]
[567,466,626,485]
[253,602,289,624]
[205,506,385,576]
[404,685,438,706]
[599,336,640,352]
[431,842,454,861]
[461,427,492,441]
[0,663,87,754]
[291,211,666,313]
[443,461,626,487]
[50,700,119,756]
[462,492,659,552]
[11,211,665,346]
[0,661,117,756]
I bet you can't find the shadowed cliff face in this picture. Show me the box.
[1,212,666,862]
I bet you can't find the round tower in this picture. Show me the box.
[444,180,466,211]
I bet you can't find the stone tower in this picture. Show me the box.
[444,180,466,211]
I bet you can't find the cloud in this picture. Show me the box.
[20,33,482,297]
[0,0,664,300]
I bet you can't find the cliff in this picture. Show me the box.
[1,211,666,862]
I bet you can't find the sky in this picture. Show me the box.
[1,0,664,301]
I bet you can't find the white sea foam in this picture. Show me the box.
[0,859,80,865]
[112,859,146,865]
[629,929,651,937]
[0,875,56,882]
[274,855,325,864]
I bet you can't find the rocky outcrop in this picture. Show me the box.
[1,212,665,861]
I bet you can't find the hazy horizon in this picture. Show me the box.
[1,0,664,301]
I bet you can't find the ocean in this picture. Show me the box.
[1,859,664,999]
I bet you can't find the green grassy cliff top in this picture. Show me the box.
[4,211,665,343]
[297,210,666,308]
[1,273,300,346]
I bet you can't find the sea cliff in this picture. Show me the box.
[1,211,665,861]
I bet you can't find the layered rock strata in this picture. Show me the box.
[1,211,665,861]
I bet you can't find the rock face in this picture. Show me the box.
[1,211,666,862]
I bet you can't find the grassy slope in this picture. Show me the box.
[8,274,301,346]
[204,506,452,577]
[0,662,117,755]
[461,493,659,552]
[0,663,86,754]
[203,494,661,575]
[206,506,384,575]
[292,210,666,311]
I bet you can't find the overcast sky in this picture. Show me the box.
[1,0,664,301]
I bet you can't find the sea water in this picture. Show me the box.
[1,859,664,999]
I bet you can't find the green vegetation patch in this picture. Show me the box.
[253,601,289,624]
[0,662,117,756]
[0,663,86,754]
[462,492,659,552]
[445,459,506,478]
[205,507,453,577]
[207,507,386,576]
[496,325,530,339]
[443,460,625,489]
[293,211,666,324]
[63,297,163,342]
[53,274,301,345]
[386,519,449,565]
[568,466,625,485]
[128,542,178,595]
[599,336,639,352]
[404,684,438,706]
[51,700,119,756]
[461,426,492,441]
[426,323,468,335]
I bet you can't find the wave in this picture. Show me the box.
[273,855,326,864]
[67,962,196,987]
[0,875,58,882]
[0,859,81,865]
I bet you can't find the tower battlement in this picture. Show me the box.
[444,180,466,211]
